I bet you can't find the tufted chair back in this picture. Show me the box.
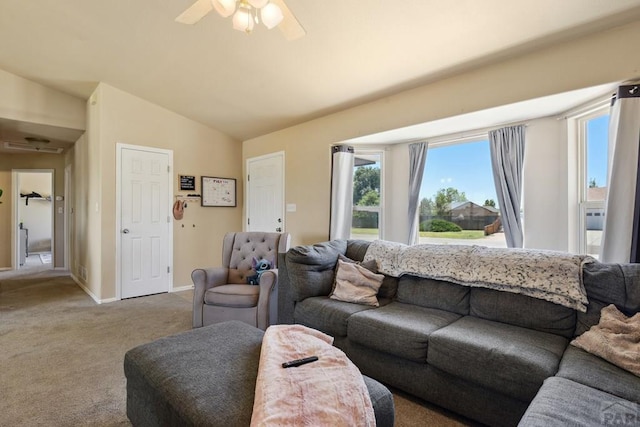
[192,231,291,330]
[224,232,289,284]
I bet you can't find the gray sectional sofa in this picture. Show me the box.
[277,239,640,427]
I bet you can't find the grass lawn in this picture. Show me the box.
[353,228,486,239]
[351,228,379,235]
[420,230,486,239]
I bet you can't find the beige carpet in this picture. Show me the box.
[0,271,475,426]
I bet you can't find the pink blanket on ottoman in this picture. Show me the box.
[250,325,376,426]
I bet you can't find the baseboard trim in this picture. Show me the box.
[171,284,194,293]
[71,274,119,304]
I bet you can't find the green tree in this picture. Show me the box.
[419,197,433,215]
[358,189,380,206]
[483,199,496,207]
[589,178,597,188]
[352,166,380,205]
[434,187,467,216]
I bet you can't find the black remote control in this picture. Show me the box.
[282,356,319,368]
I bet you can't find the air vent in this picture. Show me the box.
[4,142,63,154]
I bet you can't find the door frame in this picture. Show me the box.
[11,169,55,270]
[245,151,285,232]
[115,143,174,300]
[64,164,71,270]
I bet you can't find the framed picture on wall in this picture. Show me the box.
[179,175,196,191]
[201,176,236,207]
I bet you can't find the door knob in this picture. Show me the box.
[122,229,130,234]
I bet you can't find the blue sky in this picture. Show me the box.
[419,115,610,204]
[420,140,497,204]
[587,114,608,188]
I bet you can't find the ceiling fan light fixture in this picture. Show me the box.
[233,5,255,33]
[248,0,269,8]
[212,0,237,18]
[260,2,283,29]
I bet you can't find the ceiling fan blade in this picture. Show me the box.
[271,0,306,41]
[175,0,214,25]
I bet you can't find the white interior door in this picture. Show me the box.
[247,152,284,232]
[120,146,171,299]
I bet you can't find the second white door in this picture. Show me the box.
[247,152,284,233]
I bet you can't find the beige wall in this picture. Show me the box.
[82,83,242,301]
[0,68,85,130]
[243,20,640,248]
[0,154,66,268]
[0,68,85,269]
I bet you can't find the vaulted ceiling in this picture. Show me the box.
[1,0,640,147]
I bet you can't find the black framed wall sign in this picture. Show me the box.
[201,176,236,207]
[179,175,196,191]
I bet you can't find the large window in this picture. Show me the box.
[419,139,506,247]
[579,111,609,258]
[350,152,383,241]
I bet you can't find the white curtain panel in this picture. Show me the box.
[600,84,640,263]
[489,125,526,248]
[330,145,355,240]
[408,142,428,245]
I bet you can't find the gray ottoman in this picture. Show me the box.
[124,320,395,426]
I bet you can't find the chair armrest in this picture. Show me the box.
[191,267,229,328]
[256,269,278,330]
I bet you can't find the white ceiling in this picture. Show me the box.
[1,0,640,148]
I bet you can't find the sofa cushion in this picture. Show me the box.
[345,239,371,262]
[204,284,259,307]
[557,345,640,404]
[286,240,347,302]
[519,377,639,427]
[348,302,461,363]
[577,262,640,336]
[428,316,568,402]
[470,287,576,339]
[571,303,640,377]
[294,296,375,337]
[396,275,469,315]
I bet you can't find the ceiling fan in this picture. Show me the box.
[175,0,305,40]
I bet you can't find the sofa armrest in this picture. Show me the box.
[191,267,229,327]
[256,269,278,330]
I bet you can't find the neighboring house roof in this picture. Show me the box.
[448,201,499,214]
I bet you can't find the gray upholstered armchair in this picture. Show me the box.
[192,231,291,330]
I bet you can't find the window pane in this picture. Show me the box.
[351,153,381,241]
[419,140,505,247]
[586,115,608,201]
[585,207,604,258]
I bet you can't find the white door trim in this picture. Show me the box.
[245,151,285,232]
[115,143,174,300]
[64,164,71,270]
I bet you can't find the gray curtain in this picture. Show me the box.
[489,125,526,248]
[408,142,428,244]
[600,84,640,263]
[330,145,355,240]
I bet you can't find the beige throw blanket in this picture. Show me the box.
[572,304,640,377]
[251,325,376,427]
[364,240,593,311]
